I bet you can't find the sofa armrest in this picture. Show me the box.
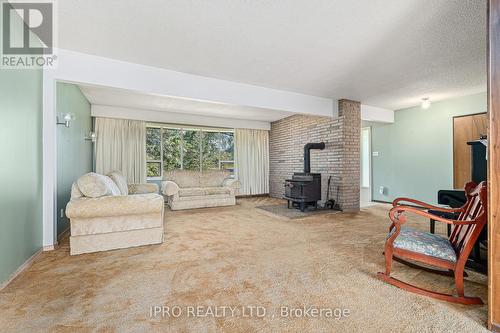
[222,178,241,189]
[161,181,180,196]
[66,194,164,219]
[128,183,158,194]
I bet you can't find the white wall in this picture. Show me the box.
[361,104,394,123]
[92,105,271,130]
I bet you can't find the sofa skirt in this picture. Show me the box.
[70,227,164,255]
[169,195,235,210]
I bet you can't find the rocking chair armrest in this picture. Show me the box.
[392,197,463,213]
[389,205,481,226]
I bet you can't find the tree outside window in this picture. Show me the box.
[219,132,234,173]
[162,128,181,171]
[182,129,201,171]
[202,131,220,170]
[146,127,161,177]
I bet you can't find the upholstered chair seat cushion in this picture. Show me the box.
[77,172,121,198]
[178,188,205,197]
[388,227,457,262]
[204,187,231,195]
[179,187,231,197]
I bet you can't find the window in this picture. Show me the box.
[219,132,234,172]
[201,130,220,171]
[146,127,162,178]
[182,129,201,171]
[162,128,181,171]
[146,124,234,178]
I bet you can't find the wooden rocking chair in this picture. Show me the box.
[377,181,487,305]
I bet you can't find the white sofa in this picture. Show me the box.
[161,170,241,210]
[66,171,164,255]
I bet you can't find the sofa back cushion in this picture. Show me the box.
[164,170,230,188]
[108,171,128,195]
[76,172,121,198]
[164,170,201,188]
[199,170,230,187]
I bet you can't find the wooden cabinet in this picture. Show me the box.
[453,113,487,189]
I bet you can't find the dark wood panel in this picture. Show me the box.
[453,113,487,189]
[488,0,500,330]
[472,113,489,139]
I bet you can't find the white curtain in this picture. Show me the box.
[234,129,269,195]
[95,117,146,183]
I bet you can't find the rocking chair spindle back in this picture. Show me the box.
[378,181,487,305]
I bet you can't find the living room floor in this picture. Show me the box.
[0,198,488,332]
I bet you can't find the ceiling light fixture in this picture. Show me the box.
[421,97,431,109]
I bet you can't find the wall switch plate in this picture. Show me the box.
[60,209,64,218]
[372,151,379,156]
[379,186,385,195]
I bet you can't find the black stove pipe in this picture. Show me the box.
[304,142,325,173]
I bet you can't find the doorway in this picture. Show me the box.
[360,126,372,207]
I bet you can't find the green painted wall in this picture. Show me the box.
[56,83,93,235]
[0,69,43,284]
[0,7,44,285]
[371,92,487,204]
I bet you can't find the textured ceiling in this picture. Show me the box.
[59,0,486,110]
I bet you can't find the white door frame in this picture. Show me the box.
[360,126,372,204]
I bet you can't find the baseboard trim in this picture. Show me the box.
[43,244,56,251]
[371,199,392,204]
[58,227,70,243]
[0,248,42,291]
[236,193,269,198]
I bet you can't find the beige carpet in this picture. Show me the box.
[0,198,488,332]
[256,203,341,219]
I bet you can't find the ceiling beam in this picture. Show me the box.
[46,49,335,116]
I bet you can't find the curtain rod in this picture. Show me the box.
[146,121,234,132]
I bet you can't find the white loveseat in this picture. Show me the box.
[161,170,241,210]
[66,171,164,255]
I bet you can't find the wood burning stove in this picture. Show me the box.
[284,142,325,211]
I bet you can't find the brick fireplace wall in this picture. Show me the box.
[269,99,361,212]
